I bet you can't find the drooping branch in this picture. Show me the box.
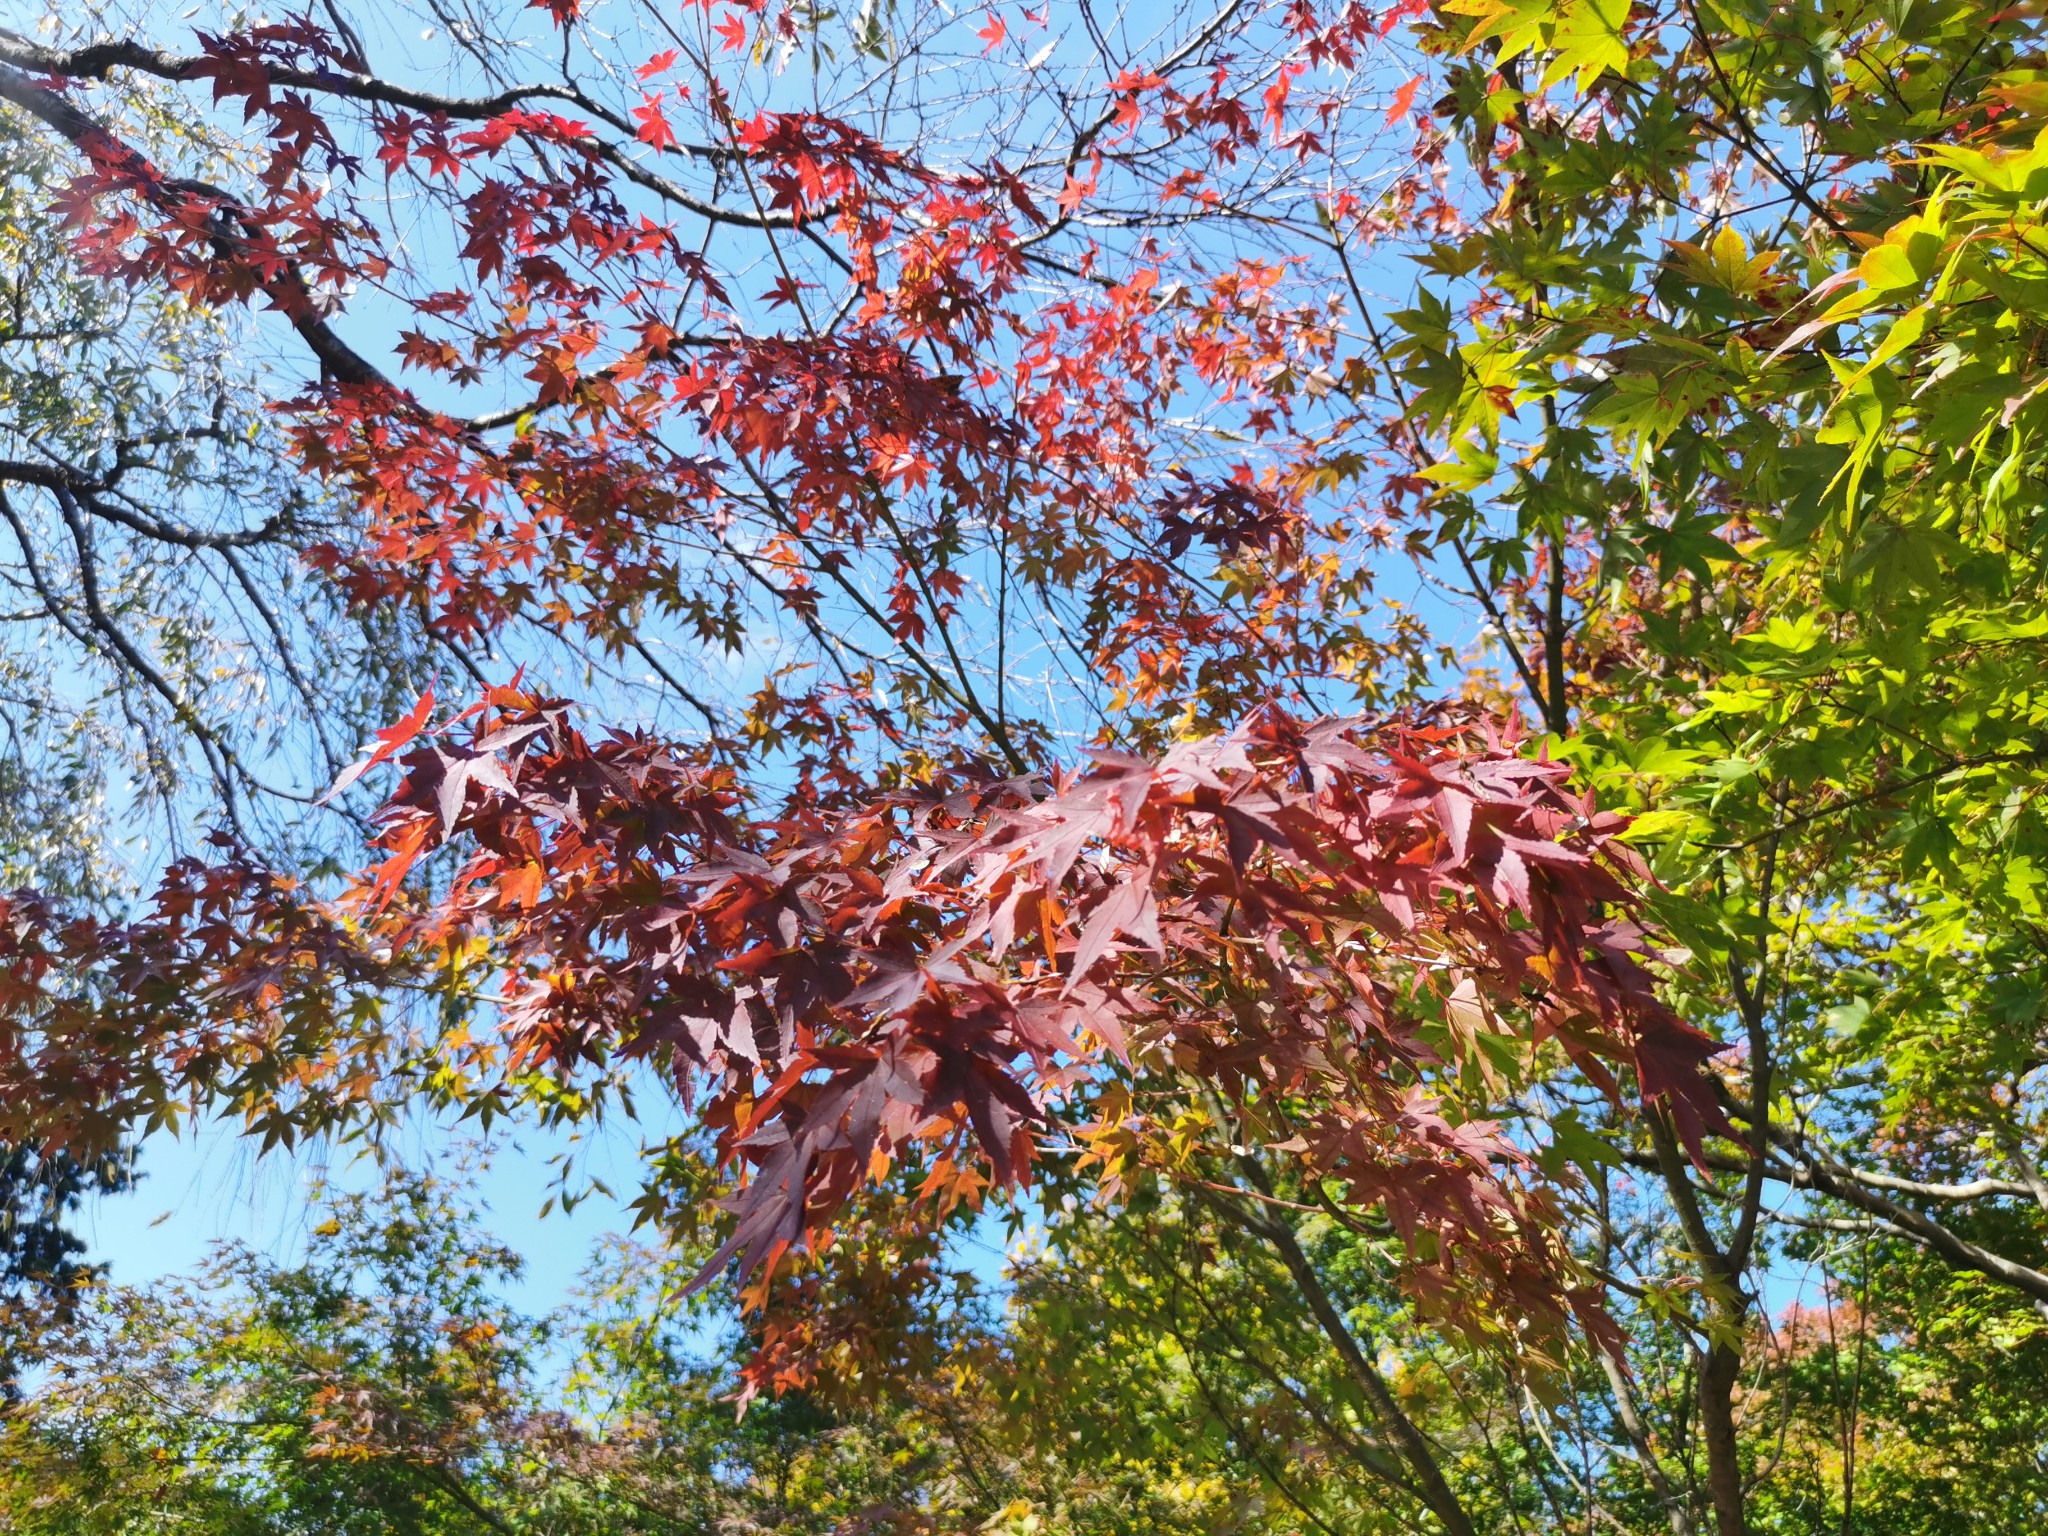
[0,61,387,388]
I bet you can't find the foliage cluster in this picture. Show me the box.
[4,0,2048,1532]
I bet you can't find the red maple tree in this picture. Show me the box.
[0,1,1721,1394]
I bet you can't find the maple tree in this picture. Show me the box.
[11,0,2048,1533]
[0,0,1710,1380]
[1359,0,2048,1531]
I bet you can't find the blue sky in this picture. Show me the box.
[80,1096,1025,1326]
[81,1108,669,1314]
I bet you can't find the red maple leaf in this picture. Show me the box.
[1378,0,1430,35]
[1385,73,1423,126]
[321,687,436,803]
[760,275,812,310]
[633,92,677,150]
[977,11,1007,53]
[714,10,747,51]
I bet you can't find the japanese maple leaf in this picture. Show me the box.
[977,11,1007,53]
[1056,166,1098,215]
[415,138,464,180]
[714,10,748,51]
[633,92,677,151]
[1379,0,1429,34]
[1385,74,1423,126]
[321,687,435,802]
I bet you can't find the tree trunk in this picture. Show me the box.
[1698,1342,1747,1536]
